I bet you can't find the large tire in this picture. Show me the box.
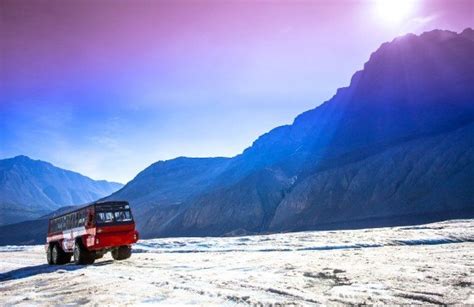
[112,245,132,260]
[46,244,54,265]
[52,243,70,265]
[73,240,95,265]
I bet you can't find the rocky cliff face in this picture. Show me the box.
[0,156,123,225]
[269,122,474,231]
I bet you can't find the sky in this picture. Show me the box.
[1,0,473,183]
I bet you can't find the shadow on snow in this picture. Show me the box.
[0,260,114,282]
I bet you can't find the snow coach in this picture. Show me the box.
[45,201,139,265]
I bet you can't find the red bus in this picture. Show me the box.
[46,201,139,265]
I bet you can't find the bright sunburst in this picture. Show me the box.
[374,0,418,26]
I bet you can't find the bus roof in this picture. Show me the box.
[48,201,129,222]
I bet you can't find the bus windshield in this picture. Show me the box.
[96,210,133,224]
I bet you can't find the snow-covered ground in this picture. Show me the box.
[1,219,473,305]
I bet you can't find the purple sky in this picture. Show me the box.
[1,0,473,183]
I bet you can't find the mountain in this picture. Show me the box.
[0,206,77,245]
[105,157,231,233]
[121,28,474,238]
[1,28,473,245]
[0,155,123,225]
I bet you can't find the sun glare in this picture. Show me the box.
[374,0,418,27]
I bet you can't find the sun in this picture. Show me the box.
[374,0,418,27]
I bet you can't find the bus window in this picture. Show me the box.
[96,210,133,224]
[78,210,86,226]
[114,211,132,222]
[97,212,114,223]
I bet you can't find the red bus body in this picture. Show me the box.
[46,201,139,265]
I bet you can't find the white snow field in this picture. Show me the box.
[0,219,473,305]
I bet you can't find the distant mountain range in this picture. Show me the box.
[0,156,123,226]
[0,28,473,245]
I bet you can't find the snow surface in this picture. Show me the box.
[0,219,473,305]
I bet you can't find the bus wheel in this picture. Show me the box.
[46,244,54,265]
[63,253,72,264]
[52,244,69,265]
[73,241,95,265]
[112,245,132,260]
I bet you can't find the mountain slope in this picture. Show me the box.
[135,29,474,236]
[133,28,474,237]
[0,155,123,225]
[105,157,231,236]
[269,122,474,231]
[147,122,474,237]
[1,28,473,244]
